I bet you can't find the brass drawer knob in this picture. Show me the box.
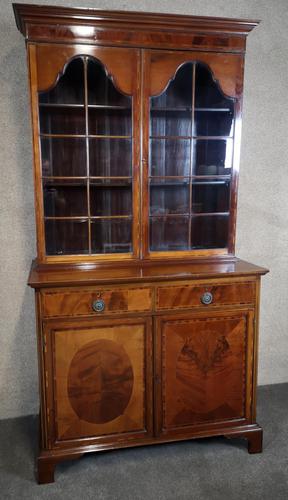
[92,299,105,313]
[201,292,213,305]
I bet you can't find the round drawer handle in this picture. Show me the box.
[201,292,213,305]
[92,299,105,313]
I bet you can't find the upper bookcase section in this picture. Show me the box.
[13,3,259,53]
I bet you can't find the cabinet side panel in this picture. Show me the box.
[28,44,46,260]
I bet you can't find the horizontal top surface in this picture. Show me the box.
[13,3,260,36]
[28,258,268,288]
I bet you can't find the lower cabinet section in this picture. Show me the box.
[39,304,260,484]
[43,317,153,444]
[155,309,254,435]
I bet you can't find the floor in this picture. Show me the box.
[0,384,287,500]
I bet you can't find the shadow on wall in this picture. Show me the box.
[0,32,38,417]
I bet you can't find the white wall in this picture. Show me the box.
[0,0,287,418]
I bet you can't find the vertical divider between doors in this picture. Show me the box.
[84,56,91,254]
[138,49,144,259]
[141,50,150,258]
[188,63,196,249]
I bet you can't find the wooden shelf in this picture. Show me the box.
[39,103,84,108]
[192,180,230,185]
[196,107,231,112]
[192,175,231,179]
[150,213,189,218]
[42,175,132,181]
[192,211,230,217]
[44,215,133,220]
[39,103,131,110]
[150,182,189,187]
[151,107,231,112]
[150,135,233,140]
[40,133,132,139]
[88,104,131,110]
[150,212,230,218]
[149,175,230,186]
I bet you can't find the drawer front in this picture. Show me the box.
[42,287,152,317]
[156,282,256,310]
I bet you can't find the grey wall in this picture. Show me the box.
[0,0,287,419]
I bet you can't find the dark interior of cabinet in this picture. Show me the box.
[39,57,236,257]
[39,57,133,256]
[149,62,234,252]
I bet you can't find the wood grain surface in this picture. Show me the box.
[42,287,152,317]
[54,321,147,440]
[158,312,250,430]
[156,282,255,310]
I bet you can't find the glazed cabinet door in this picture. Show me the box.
[28,44,141,263]
[155,309,254,436]
[42,317,152,446]
[142,50,244,258]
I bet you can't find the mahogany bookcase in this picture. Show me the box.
[13,3,268,484]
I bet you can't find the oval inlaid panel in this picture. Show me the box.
[67,339,134,424]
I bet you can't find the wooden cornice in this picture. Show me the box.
[13,4,260,53]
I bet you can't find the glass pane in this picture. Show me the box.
[148,62,235,253]
[39,107,85,135]
[150,139,190,177]
[40,138,86,177]
[150,182,189,215]
[45,219,89,255]
[87,59,131,107]
[89,138,132,177]
[150,63,192,137]
[90,183,132,216]
[39,58,84,104]
[194,110,234,137]
[193,139,233,176]
[192,181,230,213]
[191,215,229,249]
[150,109,191,137]
[151,63,192,109]
[194,63,234,137]
[91,219,132,253]
[43,180,87,217]
[150,216,189,251]
[195,63,234,109]
[88,108,132,136]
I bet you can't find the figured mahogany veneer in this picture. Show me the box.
[13,3,268,485]
[155,310,252,433]
[156,281,255,310]
[47,317,152,442]
[13,3,259,52]
[42,286,152,317]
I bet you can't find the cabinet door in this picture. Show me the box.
[155,310,254,436]
[142,50,244,258]
[29,44,141,263]
[43,317,152,445]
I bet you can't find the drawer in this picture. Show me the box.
[42,287,152,317]
[156,281,256,310]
